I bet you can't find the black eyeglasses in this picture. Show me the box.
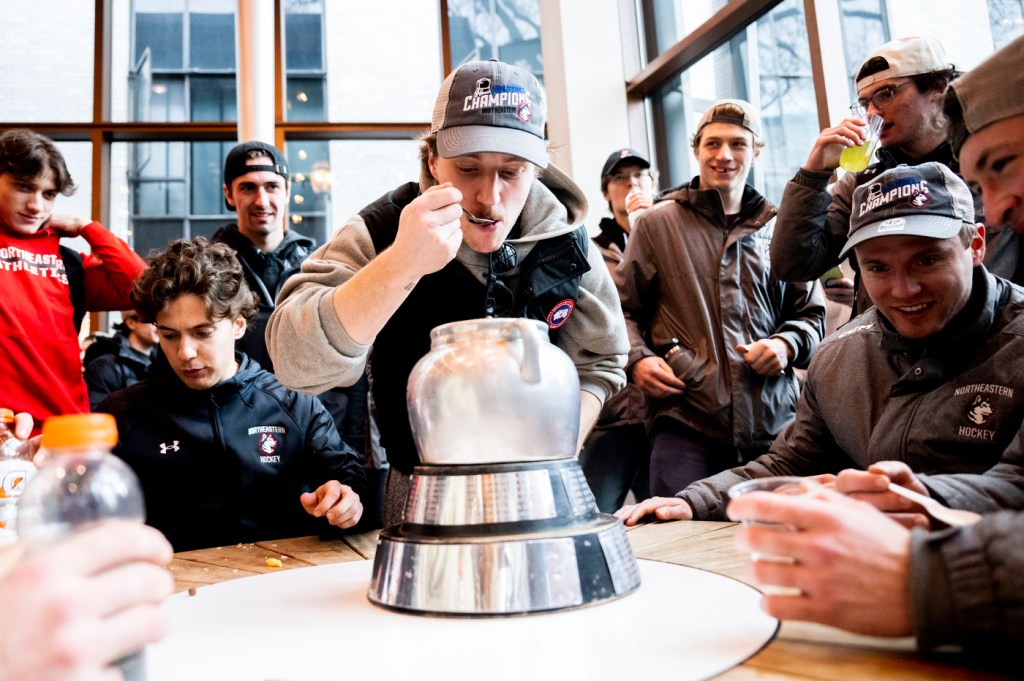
[608,170,653,185]
[853,81,914,112]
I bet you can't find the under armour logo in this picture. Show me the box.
[159,441,180,454]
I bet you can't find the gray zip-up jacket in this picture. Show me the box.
[678,269,1024,520]
[615,179,826,451]
[265,163,627,409]
[911,511,1024,662]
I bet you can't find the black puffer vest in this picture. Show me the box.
[361,182,591,473]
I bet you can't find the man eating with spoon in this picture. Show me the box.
[267,60,628,524]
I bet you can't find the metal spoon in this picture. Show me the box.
[462,208,496,225]
[888,483,982,527]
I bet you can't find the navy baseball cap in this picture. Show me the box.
[601,148,650,179]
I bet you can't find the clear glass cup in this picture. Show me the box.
[727,476,811,596]
[839,111,883,173]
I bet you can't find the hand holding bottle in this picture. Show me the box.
[0,409,36,545]
[18,414,154,680]
[0,521,172,681]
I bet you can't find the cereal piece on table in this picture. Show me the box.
[266,557,283,569]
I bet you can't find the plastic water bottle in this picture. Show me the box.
[18,413,149,680]
[0,408,36,546]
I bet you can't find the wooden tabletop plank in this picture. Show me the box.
[169,536,363,592]
[630,521,750,581]
[744,638,1012,681]
[340,530,381,560]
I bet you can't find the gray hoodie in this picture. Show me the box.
[265,164,627,408]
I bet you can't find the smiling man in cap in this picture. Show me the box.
[267,60,628,524]
[211,141,313,374]
[615,98,825,499]
[620,160,1024,528]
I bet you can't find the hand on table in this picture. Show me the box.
[615,496,693,526]
[0,521,173,681]
[301,481,363,529]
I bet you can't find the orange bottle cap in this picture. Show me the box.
[41,414,118,450]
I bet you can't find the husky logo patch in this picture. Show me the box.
[259,433,278,455]
[547,299,575,329]
[256,430,282,463]
[967,395,994,425]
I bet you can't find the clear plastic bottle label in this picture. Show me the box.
[0,460,33,498]
[0,460,35,535]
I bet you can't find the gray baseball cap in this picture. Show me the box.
[431,60,548,168]
[840,162,975,258]
[947,35,1024,155]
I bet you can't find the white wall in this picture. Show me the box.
[540,0,632,231]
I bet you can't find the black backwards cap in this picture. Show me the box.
[222,141,289,210]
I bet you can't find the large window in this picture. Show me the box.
[649,0,817,202]
[0,3,95,122]
[283,0,326,122]
[128,0,237,124]
[643,0,733,60]
[640,0,1021,204]
[448,0,543,79]
[3,0,1020,308]
[838,0,889,99]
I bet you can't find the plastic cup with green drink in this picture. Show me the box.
[839,111,883,173]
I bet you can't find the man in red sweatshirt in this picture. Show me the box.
[0,129,145,431]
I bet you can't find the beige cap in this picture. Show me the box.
[948,35,1024,150]
[694,99,762,142]
[856,36,950,91]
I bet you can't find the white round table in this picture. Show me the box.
[148,558,777,681]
